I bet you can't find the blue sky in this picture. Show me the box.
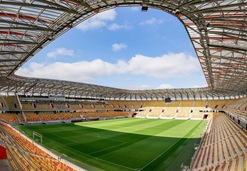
[16,7,207,90]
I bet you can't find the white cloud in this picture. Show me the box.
[16,53,201,87]
[139,17,164,26]
[76,9,117,31]
[17,59,121,83]
[130,7,139,11]
[47,48,74,58]
[108,23,131,31]
[125,53,200,79]
[157,84,174,89]
[112,43,127,51]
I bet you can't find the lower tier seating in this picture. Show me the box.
[191,113,247,171]
[0,121,77,171]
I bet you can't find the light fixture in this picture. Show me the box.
[141,4,148,12]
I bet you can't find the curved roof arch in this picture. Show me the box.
[0,0,247,99]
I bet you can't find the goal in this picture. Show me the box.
[33,131,42,144]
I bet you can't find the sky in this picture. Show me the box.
[16,7,207,90]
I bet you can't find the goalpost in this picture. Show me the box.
[33,131,42,144]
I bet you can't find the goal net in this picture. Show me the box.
[33,131,42,144]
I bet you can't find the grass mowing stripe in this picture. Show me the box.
[82,119,163,132]
[16,118,207,171]
[89,142,127,155]
[90,120,186,159]
[70,120,178,150]
[101,119,162,130]
[41,130,125,155]
[160,120,207,171]
[37,130,136,171]
[78,118,149,128]
[105,120,175,136]
[131,120,185,136]
[85,133,125,143]
[64,143,137,171]
[140,120,203,171]
[96,120,192,169]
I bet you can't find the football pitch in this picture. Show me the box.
[16,118,207,171]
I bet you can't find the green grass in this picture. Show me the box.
[15,118,207,171]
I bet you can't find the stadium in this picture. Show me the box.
[0,0,247,171]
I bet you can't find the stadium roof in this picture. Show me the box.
[0,0,247,99]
